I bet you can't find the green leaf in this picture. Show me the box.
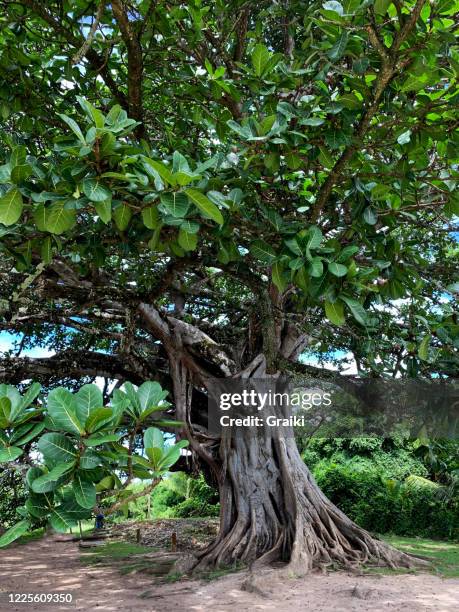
[328,262,348,277]
[0,188,23,225]
[250,240,276,264]
[75,384,103,424]
[143,159,176,186]
[32,463,73,494]
[0,520,30,548]
[13,422,45,446]
[26,493,54,518]
[363,206,378,225]
[252,43,271,77]
[77,96,105,128]
[137,382,168,414]
[158,444,183,469]
[325,300,345,326]
[0,397,11,424]
[58,114,85,144]
[328,31,349,62]
[82,178,112,202]
[11,163,32,184]
[41,236,53,263]
[272,261,287,292]
[309,257,324,278]
[185,189,224,225]
[418,334,431,361]
[85,408,113,433]
[340,295,368,325]
[144,426,164,451]
[142,206,159,229]
[113,204,132,231]
[26,467,44,489]
[83,433,120,446]
[49,508,77,532]
[304,226,323,250]
[0,446,23,462]
[47,388,84,435]
[178,228,198,251]
[37,433,78,465]
[95,198,112,224]
[35,203,76,235]
[73,473,96,509]
[159,192,189,218]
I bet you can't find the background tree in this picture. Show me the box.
[0,0,458,572]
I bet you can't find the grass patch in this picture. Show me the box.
[379,536,459,578]
[16,528,45,545]
[81,541,158,565]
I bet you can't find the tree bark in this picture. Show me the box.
[195,423,419,573]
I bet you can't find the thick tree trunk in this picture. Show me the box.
[195,423,422,574]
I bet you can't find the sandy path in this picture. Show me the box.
[0,536,457,612]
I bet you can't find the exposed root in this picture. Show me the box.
[194,433,430,575]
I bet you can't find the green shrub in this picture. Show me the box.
[313,457,458,539]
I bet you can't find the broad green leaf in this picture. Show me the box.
[328,31,348,61]
[75,384,103,424]
[82,178,112,202]
[0,520,30,548]
[142,206,159,229]
[32,463,73,494]
[47,388,83,435]
[418,334,431,361]
[83,433,120,446]
[0,397,11,424]
[113,203,132,231]
[95,198,112,224]
[49,508,77,532]
[143,158,176,186]
[73,473,96,509]
[304,226,323,250]
[37,432,78,465]
[137,382,168,413]
[252,44,270,77]
[26,492,54,518]
[144,426,164,451]
[340,295,368,326]
[309,258,324,278]
[77,96,105,128]
[185,189,223,225]
[0,188,23,225]
[363,206,378,225]
[12,422,45,446]
[250,240,276,264]
[34,203,76,235]
[26,467,44,489]
[0,446,23,462]
[272,261,287,292]
[58,114,85,143]
[325,300,345,326]
[178,228,198,251]
[79,451,100,469]
[159,192,189,218]
[328,262,348,277]
[85,408,113,433]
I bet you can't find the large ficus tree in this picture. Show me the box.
[0,0,458,572]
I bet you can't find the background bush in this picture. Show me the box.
[302,437,458,540]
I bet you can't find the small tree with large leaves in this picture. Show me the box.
[0,381,188,547]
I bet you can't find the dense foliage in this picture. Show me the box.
[0,381,187,546]
[303,437,459,539]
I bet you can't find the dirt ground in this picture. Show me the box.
[0,535,458,612]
